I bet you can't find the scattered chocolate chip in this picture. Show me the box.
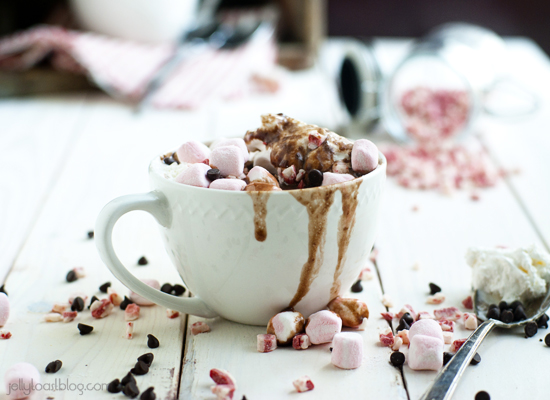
[137,353,154,367]
[498,301,509,311]
[242,397,248,400]
[510,300,523,310]
[172,284,186,296]
[66,270,78,283]
[107,379,123,393]
[131,361,149,376]
[120,296,134,310]
[307,169,323,187]
[513,306,527,321]
[121,372,136,387]
[486,307,500,320]
[71,297,85,312]
[0,285,6,296]
[400,312,414,326]
[525,321,538,338]
[488,303,498,310]
[396,320,410,332]
[160,283,173,294]
[443,352,453,366]
[99,282,111,293]
[390,351,405,367]
[137,256,148,266]
[88,296,99,309]
[123,381,140,398]
[140,387,156,400]
[77,323,93,335]
[206,168,221,182]
[329,347,333,352]
[163,155,176,165]
[87,230,94,239]
[147,334,160,349]
[350,280,363,293]
[540,338,543,342]
[45,360,62,373]
[428,282,441,295]
[475,391,490,400]
[500,309,513,324]
[545,333,550,346]
[537,314,549,329]
[470,352,481,365]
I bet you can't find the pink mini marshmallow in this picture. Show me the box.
[267,311,305,346]
[175,163,211,188]
[305,310,342,344]
[129,279,160,306]
[408,334,444,371]
[210,145,245,178]
[4,362,40,400]
[0,293,9,327]
[191,321,211,335]
[321,172,355,186]
[331,332,363,369]
[293,376,314,393]
[62,311,77,322]
[126,322,134,339]
[408,319,443,343]
[443,331,453,344]
[257,333,277,352]
[211,384,235,400]
[177,140,211,164]
[90,299,114,319]
[209,179,246,191]
[351,139,378,174]
[211,138,249,161]
[292,334,311,350]
[125,304,140,321]
[327,297,369,328]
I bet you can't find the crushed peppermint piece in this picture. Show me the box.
[381,294,394,308]
[379,328,394,347]
[462,295,473,310]
[293,376,314,393]
[427,292,445,304]
[191,321,211,335]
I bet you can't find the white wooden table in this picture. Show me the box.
[1,38,549,400]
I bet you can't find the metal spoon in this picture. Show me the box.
[419,287,550,400]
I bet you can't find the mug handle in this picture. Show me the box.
[95,191,218,318]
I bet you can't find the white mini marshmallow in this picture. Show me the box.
[4,362,40,400]
[408,334,444,371]
[321,172,355,186]
[408,318,444,343]
[175,163,211,188]
[351,139,378,174]
[209,179,246,191]
[129,279,160,306]
[210,145,245,177]
[267,311,305,346]
[177,140,211,164]
[211,138,249,161]
[331,332,363,369]
[305,310,342,344]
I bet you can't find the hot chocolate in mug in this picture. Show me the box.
[95,153,386,325]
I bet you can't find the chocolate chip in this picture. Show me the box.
[400,312,414,326]
[514,306,527,321]
[120,296,134,310]
[147,334,160,349]
[486,307,500,320]
[443,352,453,366]
[396,320,410,332]
[88,296,99,309]
[510,300,523,310]
[498,301,509,311]
[137,256,148,266]
[537,314,549,329]
[306,169,323,187]
[475,391,490,400]
[123,381,140,398]
[390,351,405,367]
[525,321,538,338]
[500,309,513,323]
[121,372,136,387]
[71,297,85,312]
[99,282,111,293]
[329,347,333,352]
[0,285,6,296]
[77,323,93,335]
[172,284,186,296]
[45,360,62,373]
[163,156,176,165]
[206,168,221,182]
[350,280,363,293]
[87,230,94,239]
[242,397,248,400]
[66,270,77,283]
[470,352,481,365]
[545,333,550,346]
[137,353,154,367]
[488,303,498,310]
[140,387,156,400]
[428,282,441,295]
[107,379,123,393]
[131,361,149,376]
[160,283,173,294]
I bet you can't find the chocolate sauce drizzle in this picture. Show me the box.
[248,191,271,242]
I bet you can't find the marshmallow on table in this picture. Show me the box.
[351,139,378,174]
[327,297,369,328]
[0,293,9,327]
[267,311,305,346]
[175,163,211,188]
[129,279,160,306]
[331,332,363,369]
[305,310,342,344]
[408,318,443,343]
[4,362,40,400]
[209,178,246,191]
[322,172,355,186]
[210,145,245,178]
[408,334,444,371]
[177,140,211,164]
[211,138,249,161]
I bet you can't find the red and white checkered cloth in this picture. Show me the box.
[0,24,279,109]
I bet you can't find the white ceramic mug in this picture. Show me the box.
[96,154,386,325]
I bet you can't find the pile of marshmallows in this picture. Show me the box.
[171,137,378,190]
[257,297,369,374]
